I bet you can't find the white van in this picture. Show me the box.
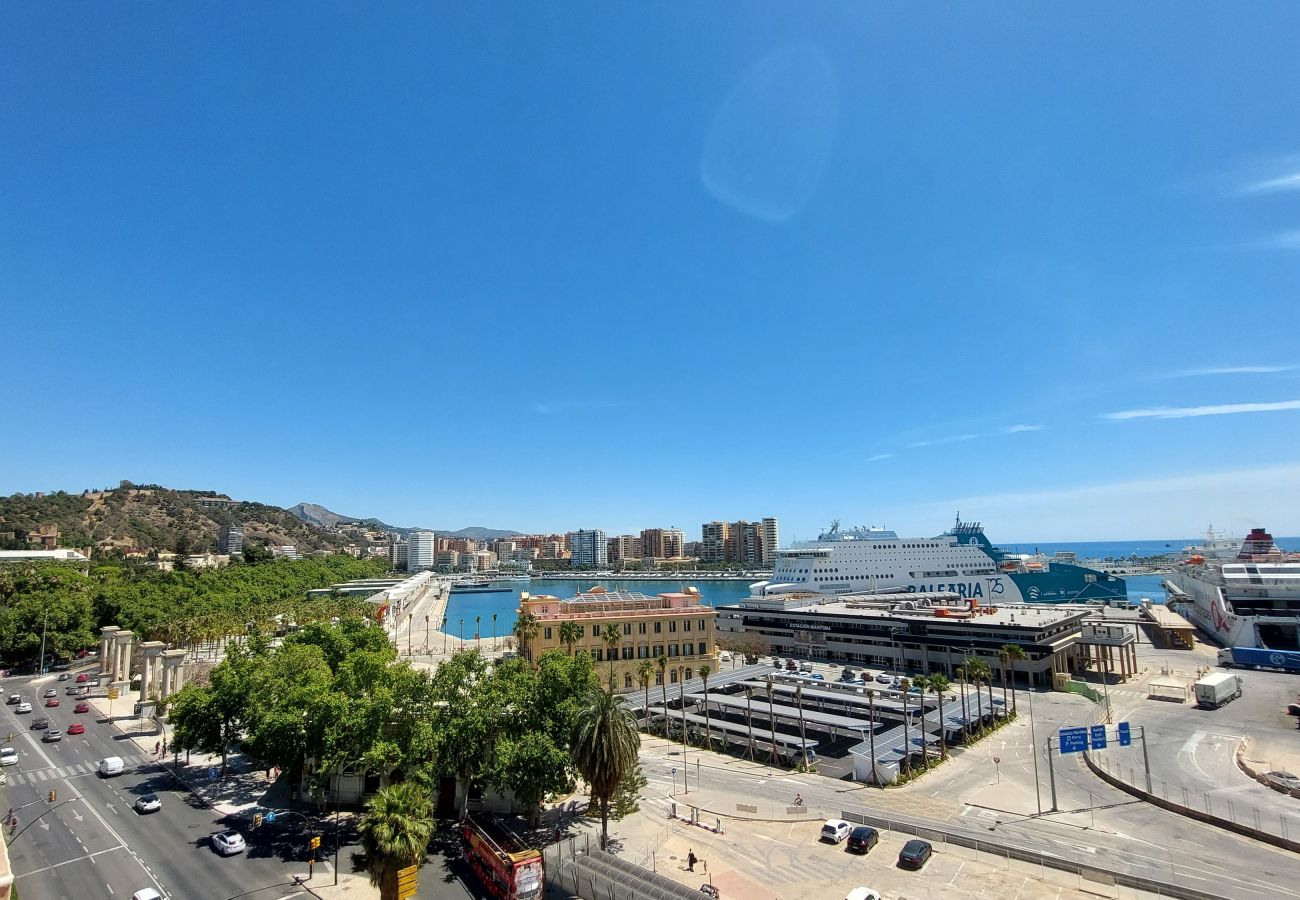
[99,756,124,776]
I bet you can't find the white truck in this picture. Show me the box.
[1193,672,1243,709]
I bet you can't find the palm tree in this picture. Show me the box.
[965,657,992,733]
[924,673,952,760]
[637,660,655,730]
[657,654,669,735]
[559,621,582,656]
[865,689,879,785]
[954,665,969,743]
[571,687,641,850]
[794,682,808,770]
[513,613,539,664]
[900,677,913,777]
[475,614,481,643]
[698,663,712,749]
[602,623,621,689]
[1001,643,1027,716]
[765,675,778,766]
[359,782,434,900]
[997,646,1011,719]
[744,685,756,760]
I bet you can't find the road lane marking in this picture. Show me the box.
[13,844,126,877]
[106,884,114,894]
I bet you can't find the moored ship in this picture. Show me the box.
[1165,527,1300,649]
[750,516,1126,605]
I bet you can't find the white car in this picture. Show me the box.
[0,747,17,766]
[820,819,852,844]
[134,793,163,814]
[15,702,31,714]
[875,673,892,684]
[845,889,882,900]
[132,890,165,900]
[212,830,246,855]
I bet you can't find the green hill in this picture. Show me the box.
[0,482,357,556]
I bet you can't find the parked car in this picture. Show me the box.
[820,819,852,844]
[134,793,163,814]
[42,729,63,743]
[75,701,90,713]
[43,688,57,698]
[15,702,31,714]
[5,694,19,705]
[212,830,246,856]
[45,697,60,707]
[898,839,933,869]
[1265,771,1300,791]
[785,659,798,671]
[67,723,86,735]
[0,747,18,766]
[875,673,892,684]
[31,717,49,730]
[845,890,882,900]
[811,673,825,680]
[75,673,90,683]
[840,668,859,682]
[772,658,784,668]
[846,825,879,854]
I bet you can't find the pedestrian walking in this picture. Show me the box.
[687,849,697,872]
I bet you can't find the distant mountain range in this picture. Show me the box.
[287,502,520,540]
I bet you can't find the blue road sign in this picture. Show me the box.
[208,767,219,781]
[1090,724,1107,750]
[1059,726,1088,754]
[265,811,276,823]
[1117,722,1132,747]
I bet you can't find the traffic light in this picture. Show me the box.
[253,812,263,829]
[48,789,57,803]
[309,835,321,850]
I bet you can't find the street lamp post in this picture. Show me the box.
[1027,678,1043,815]
[424,615,430,654]
[459,618,464,650]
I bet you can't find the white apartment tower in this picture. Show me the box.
[762,517,780,566]
[568,529,608,568]
[407,531,436,571]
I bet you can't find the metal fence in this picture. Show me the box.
[544,838,709,900]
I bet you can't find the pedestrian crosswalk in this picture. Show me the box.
[5,754,151,785]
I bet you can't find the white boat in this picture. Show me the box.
[749,516,1126,605]
[1165,527,1300,649]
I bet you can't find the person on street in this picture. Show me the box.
[687,849,697,872]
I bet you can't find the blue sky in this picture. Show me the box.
[4,3,1299,541]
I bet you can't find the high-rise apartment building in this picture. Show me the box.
[700,521,729,563]
[607,535,642,564]
[568,529,608,568]
[389,537,408,569]
[218,524,244,556]
[407,531,436,571]
[640,528,686,560]
[437,549,460,569]
[724,521,764,566]
[762,517,780,566]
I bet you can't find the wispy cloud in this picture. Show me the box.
[865,453,893,462]
[1240,171,1300,195]
[1171,365,1297,377]
[1102,400,1300,421]
[906,424,1043,449]
[531,400,624,415]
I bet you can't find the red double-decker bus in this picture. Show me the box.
[461,813,544,900]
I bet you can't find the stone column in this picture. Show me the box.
[100,626,120,680]
[161,650,187,698]
[139,642,165,702]
[113,631,135,686]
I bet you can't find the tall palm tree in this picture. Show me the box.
[1000,643,1027,716]
[602,623,621,689]
[571,687,641,850]
[900,677,913,777]
[513,613,539,664]
[924,673,951,761]
[966,657,992,733]
[359,782,434,900]
[955,665,969,743]
[657,654,669,736]
[865,689,879,785]
[744,685,756,760]
[637,659,655,730]
[698,663,712,749]
[765,675,778,766]
[794,682,808,770]
[559,621,582,656]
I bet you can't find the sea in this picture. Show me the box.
[443,536,1300,635]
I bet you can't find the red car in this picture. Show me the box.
[66,723,85,735]
[44,698,60,707]
[74,701,90,713]
[75,673,90,683]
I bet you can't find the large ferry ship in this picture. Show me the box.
[749,517,1126,605]
[1165,527,1300,649]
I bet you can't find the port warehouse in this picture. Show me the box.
[637,663,1003,783]
[716,590,1097,689]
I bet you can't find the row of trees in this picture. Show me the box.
[0,556,388,663]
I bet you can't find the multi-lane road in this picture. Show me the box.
[2,668,316,900]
